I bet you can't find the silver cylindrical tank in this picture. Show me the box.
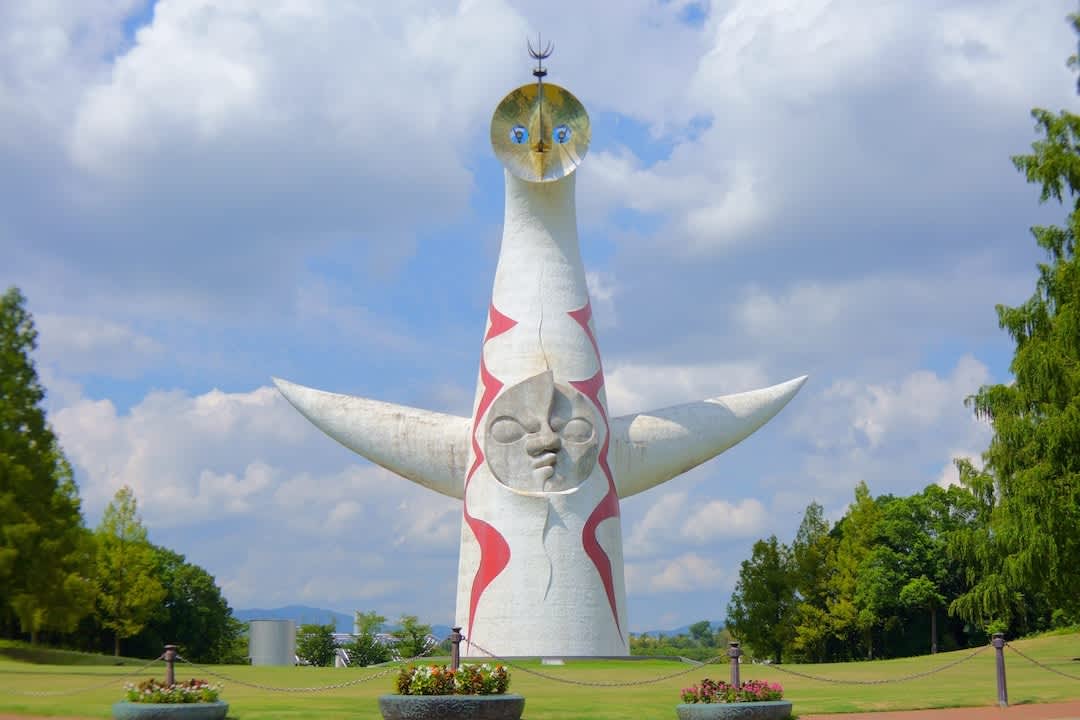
[248,619,296,666]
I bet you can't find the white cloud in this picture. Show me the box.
[35,313,163,377]
[50,378,462,614]
[626,490,769,558]
[626,553,726,594]
[605,361,768,416]
[683,498,767,544]
[790,355,994,499]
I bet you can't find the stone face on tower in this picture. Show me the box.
[272,59,807,658]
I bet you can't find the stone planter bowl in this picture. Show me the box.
[675,700,793,720]
[378,693,525,720]
[112,701,229,720]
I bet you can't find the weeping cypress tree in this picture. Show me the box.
[950,14,1080,630]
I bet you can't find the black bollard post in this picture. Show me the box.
[992,633,1008,707]
[450,627,463,671]
[728,642,742,689]
[164,644,178,687]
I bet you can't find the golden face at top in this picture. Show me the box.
[490,82,591,182]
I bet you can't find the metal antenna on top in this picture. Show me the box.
[528,33,553,78]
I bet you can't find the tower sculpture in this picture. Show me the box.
[274,43,806,657]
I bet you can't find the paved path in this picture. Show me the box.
[803,700,1080,720]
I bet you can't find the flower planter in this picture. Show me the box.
[378,693,525,720]
[675,700,793,720]
[112,701,229,720]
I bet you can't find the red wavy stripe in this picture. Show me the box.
[463,304,517,637]
[568,303,622,636]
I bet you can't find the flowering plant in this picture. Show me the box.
[680,678,783,703]
[123,678,222,704]
[394,663,510,695]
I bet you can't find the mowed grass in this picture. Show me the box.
[0,640,150,667]
[0,633,1076,719]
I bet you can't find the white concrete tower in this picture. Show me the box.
[272,47,807,657]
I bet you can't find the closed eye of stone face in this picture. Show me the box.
[561,417,593,443]
[490,416,527,444]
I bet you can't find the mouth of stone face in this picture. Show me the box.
[532,463,556,485]
[532,452,557,469]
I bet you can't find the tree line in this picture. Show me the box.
[629,620,732,661]
[728,21,1080,662]
[0,287,245,662]
[295,611,436,667]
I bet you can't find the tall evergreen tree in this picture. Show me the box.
[790,501,836,662]
[951,14,1080,631]
[725,535,796,663]
[96,486,166,656]
[0,287,95,642]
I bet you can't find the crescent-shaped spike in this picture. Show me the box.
[272,377,471,500]
[609,375,808,499]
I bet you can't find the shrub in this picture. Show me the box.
[123,678,221,704]
[394,663,510,695]
[680,678,783,703]
[296,623,338,667]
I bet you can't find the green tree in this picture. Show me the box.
[0,287,96,643]
[135,546,244,663]
[951,14,1080,632]
[296,622,337,667]
[824,481,882,659]
[344,610,390,666]
[725,535,796,663]
[900,576,946,655]
[95,486,166,656]
[687,620,715,647]
[394,615,433,659]
[789,501,836,662]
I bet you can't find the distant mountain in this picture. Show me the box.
[235,605,354,633]
[234,605,453,638]
[635,621,726,638]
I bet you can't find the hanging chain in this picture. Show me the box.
[0,654,165,697]
[1006,643,1080,682]
[175,638,449,693]
[766,644,990,685]
[464,638,724,687]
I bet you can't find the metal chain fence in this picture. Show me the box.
[6,636,1074,701]
[174,638,450,693]
[0,654,165,697]
[765,644,991,685]
[464,638,726,687]
[1006,642,1080,682]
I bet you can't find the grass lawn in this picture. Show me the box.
[0,633,1076,719]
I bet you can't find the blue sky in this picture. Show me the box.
[1,0,1076,632]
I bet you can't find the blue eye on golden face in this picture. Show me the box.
[553,124,572,144]
[510,125,529,144]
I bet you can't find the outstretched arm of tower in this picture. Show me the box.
[609,376,807,499]
[273,378,470,500]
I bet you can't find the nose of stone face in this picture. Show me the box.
[526,427,561,456]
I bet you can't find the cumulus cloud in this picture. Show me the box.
[5,0,1072,631]
[790,355,994,500]
[626,552,727,594]
[50,379,461,613]
[625,490,769,558]
[605,361,768,416]
[35,313,163,378]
